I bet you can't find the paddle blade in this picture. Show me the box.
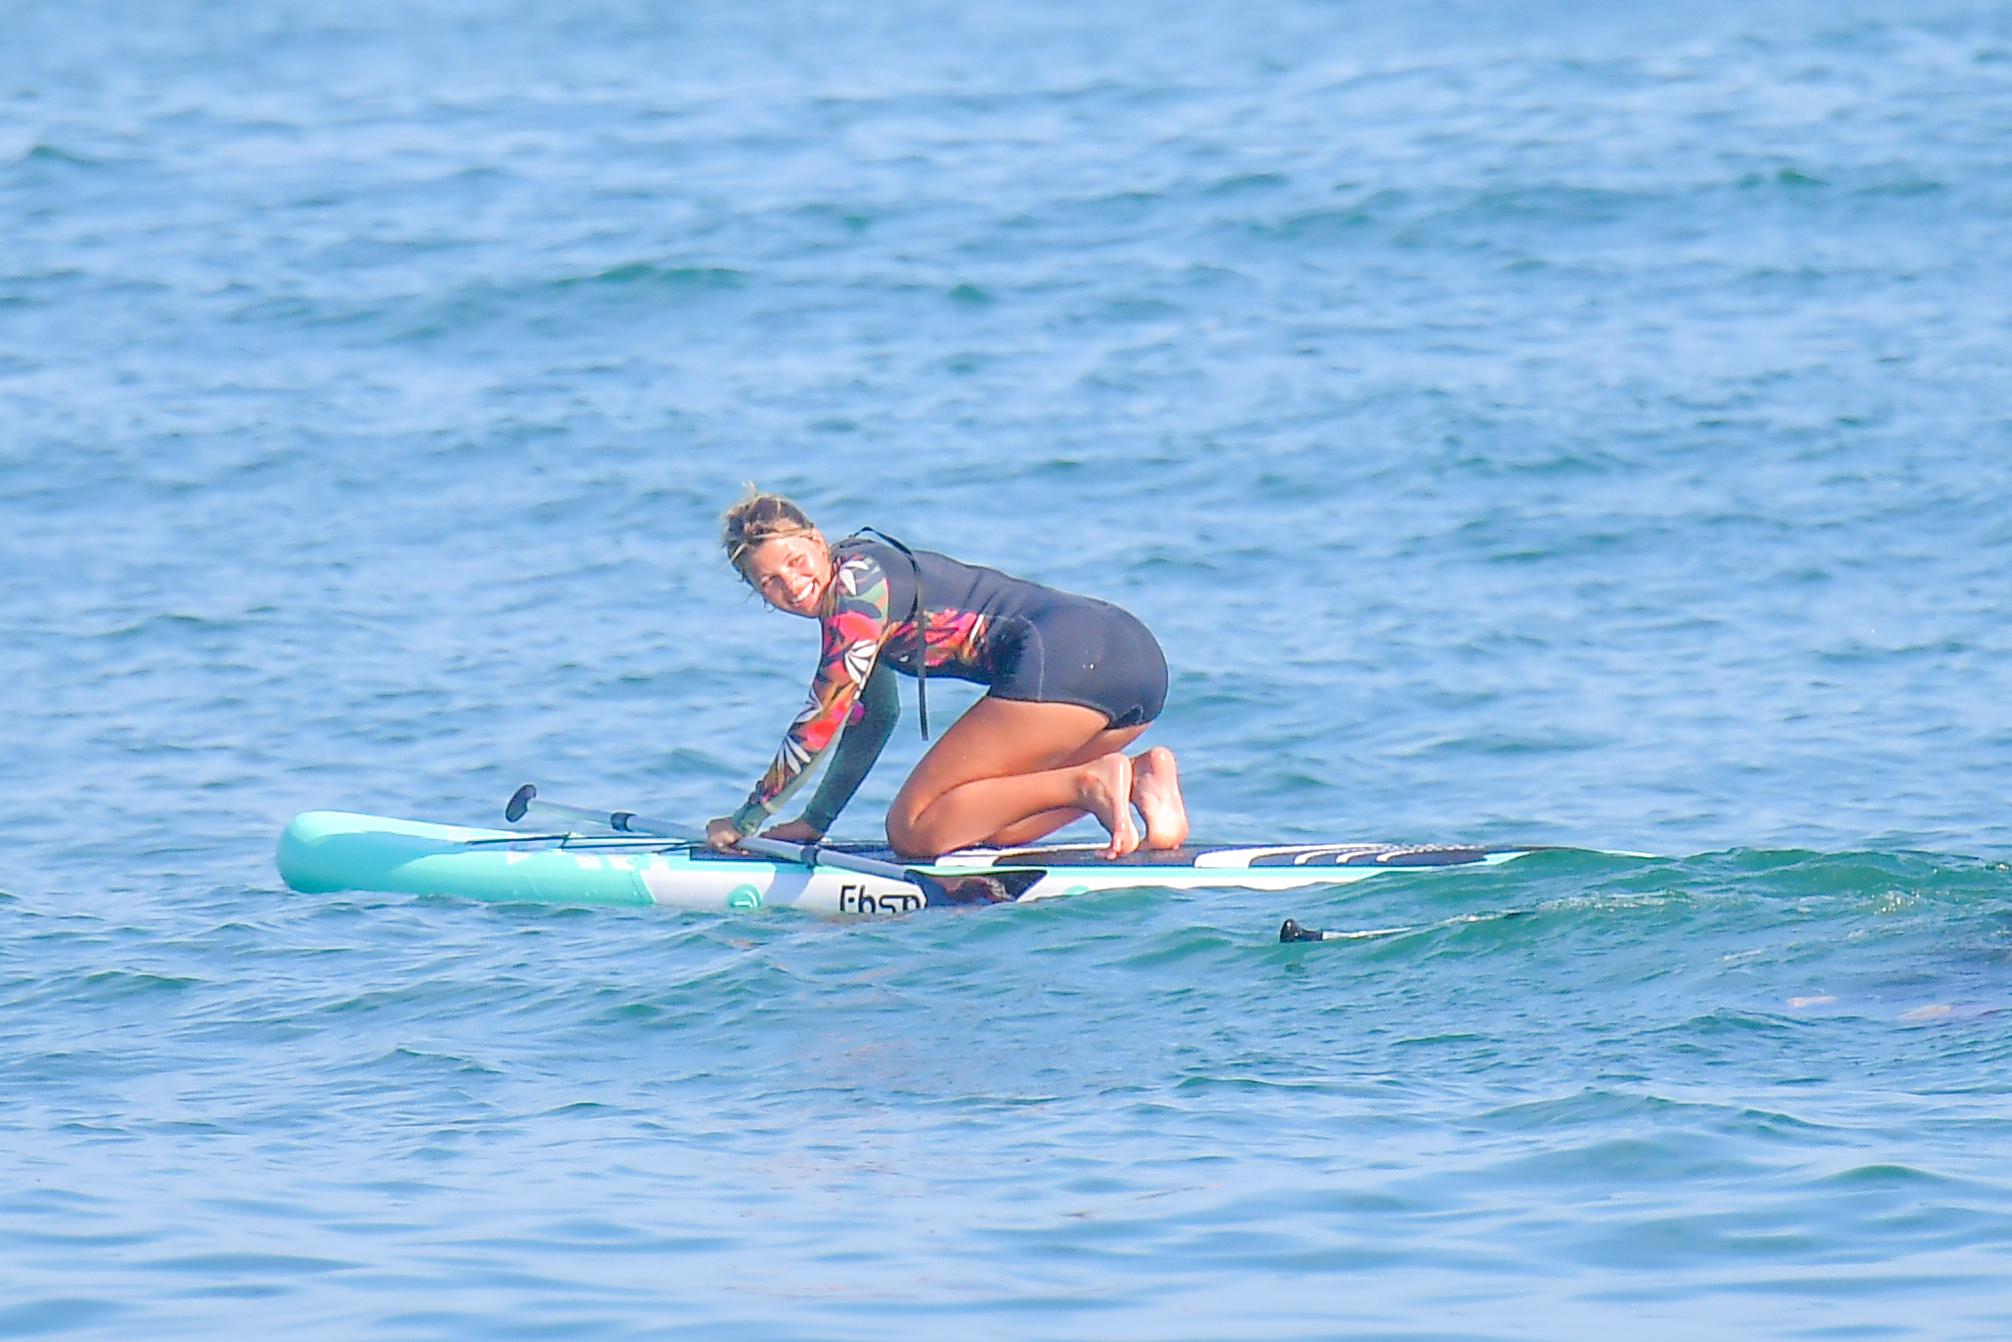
[505,783,538,823]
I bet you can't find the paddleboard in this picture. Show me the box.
[277,810,1581,915]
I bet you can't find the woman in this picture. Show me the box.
[704,491,1187,860]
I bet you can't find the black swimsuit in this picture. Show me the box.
[854,539,1168,730]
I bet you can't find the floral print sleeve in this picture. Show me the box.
[728,552,895,834]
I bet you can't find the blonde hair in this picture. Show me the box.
[720,487,819,578]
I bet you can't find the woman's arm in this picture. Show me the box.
[724,553,894,836]
[783,663,900,838]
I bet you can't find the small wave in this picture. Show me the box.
[1485,1087,1725,1128]
[787,202,878,234]
[1815,1162,1960,1190]
[1656,1005,1804,1038]
[8,142,112,170]
[1110,924,1241,970]
[1421,183,1670,231]
[1202,171,1290,198]
[1243,202,1383,242]
[72,969,203,1000]
[1695,847,2006,898]
[143,1249,355,1277]
[1738,167,1829,191]
[549,262,748,293]
[91,611,253,643]
[1850,177,1949,199]
[350,1045,506,1078]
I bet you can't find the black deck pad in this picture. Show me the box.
[684,841,1552,869]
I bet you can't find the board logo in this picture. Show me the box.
[837,882,925,917]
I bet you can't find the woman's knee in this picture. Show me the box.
[884,800,929,856]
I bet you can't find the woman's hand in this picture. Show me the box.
[705,817,744,850]
[759,819,825,844]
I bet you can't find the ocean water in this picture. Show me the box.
[4,0,2012,1336]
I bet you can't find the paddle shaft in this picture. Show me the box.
[500,785,1048,904]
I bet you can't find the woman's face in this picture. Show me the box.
[742,533,831,618]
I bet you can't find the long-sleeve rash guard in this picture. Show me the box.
[727,538,990,835]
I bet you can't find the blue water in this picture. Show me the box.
[5,0,2012,1335]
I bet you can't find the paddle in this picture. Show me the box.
[504,784,1043,906]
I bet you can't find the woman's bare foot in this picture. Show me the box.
[1076,753,1140,859]
[1130,746,1189,849]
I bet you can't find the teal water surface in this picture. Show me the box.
[4,1,2012,1337]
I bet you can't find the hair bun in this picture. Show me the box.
[721,488,818,572]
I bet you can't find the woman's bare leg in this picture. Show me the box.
[949,737,1188,851]
[886,699,1145,858]
[975,723,1149,847]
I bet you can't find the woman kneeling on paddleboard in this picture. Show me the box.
[705,490,1187,860]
